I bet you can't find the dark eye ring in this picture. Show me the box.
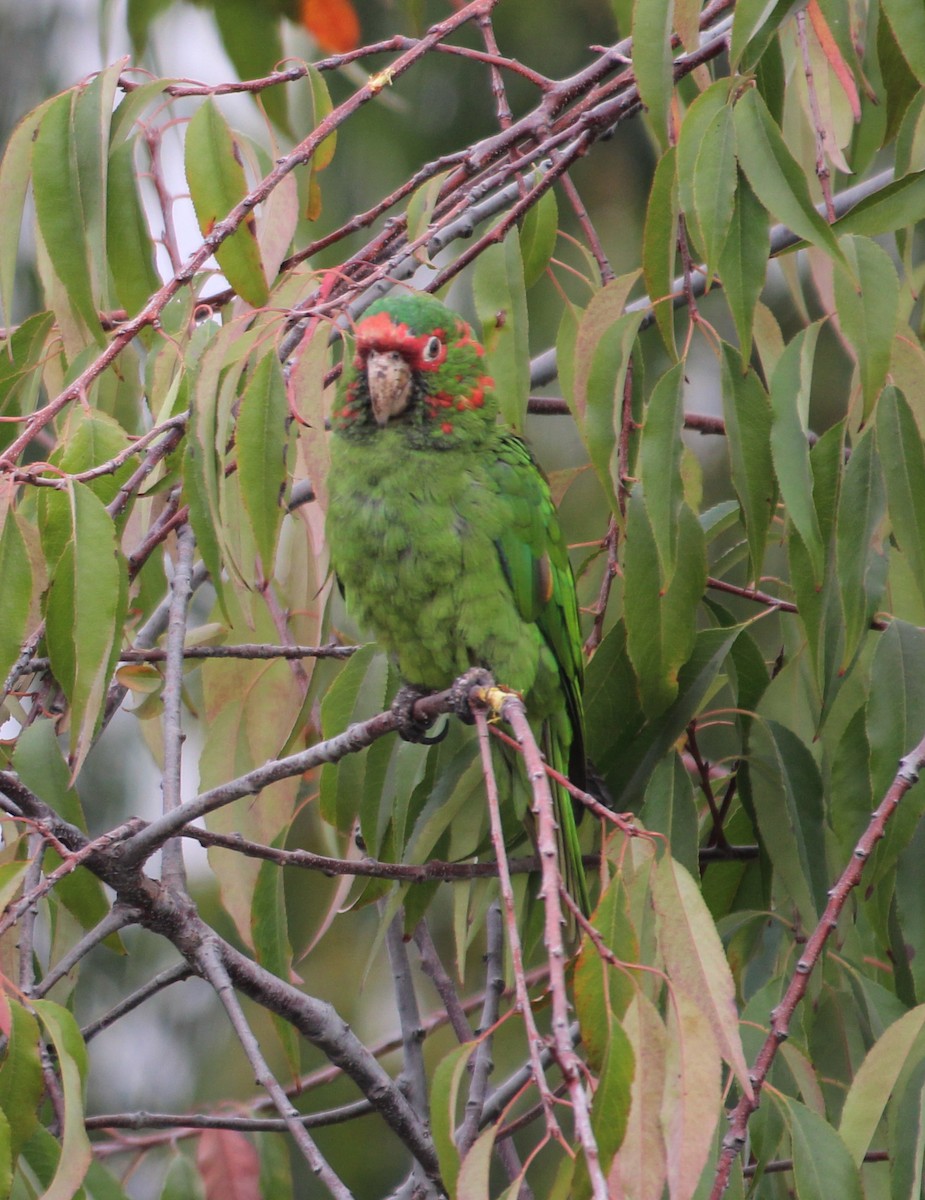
[422,335,442,361]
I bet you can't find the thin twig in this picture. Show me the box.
[159,523,195,890]
[472,705,563,1144]
[197,941,355,1200]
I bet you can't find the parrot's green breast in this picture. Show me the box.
[327,429,563,720]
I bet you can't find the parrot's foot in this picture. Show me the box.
[448,668,496,724]
[391,685,448,744]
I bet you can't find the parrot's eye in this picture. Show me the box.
[422,335,442,362]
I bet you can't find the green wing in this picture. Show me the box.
[489,433,591,914]
[489,433,586,772]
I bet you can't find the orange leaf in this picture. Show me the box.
[807,0,861,121]
[300,0,360,53]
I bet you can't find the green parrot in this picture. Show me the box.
[326,293,592,915]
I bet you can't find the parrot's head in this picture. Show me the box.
[333,294,496,449]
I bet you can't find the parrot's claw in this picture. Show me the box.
[391,685,448,744]
[449,668,496,724]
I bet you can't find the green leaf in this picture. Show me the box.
[237,352,287,574]
[319,644,383,831]
[0,311,55,455]
[429,1042,473,1193]
[720,343,776,583]
[588,1016,634,1176]
[878,387,925,613]
[882,0,925,83]
[639,362,685,576]
[52,407,132,506]
[575,877,638,1069]
[0,510,31,691]
[784,1095,863,1200]
[31,1001,91,1200]
[306,61,337,172]
[733,88,843,262]
[107,137,160,319]
[840,1005,925,1164]
[519,186,558,288]
[640,753,699,878]
[252,836,299,1073]
[729,0,791,69]
[184,98,269,307]
[457,1124,496,1200]
[633,0,674,146]
[642,146,679,357]
[833,235,899,421]
[473,229,530,433]
[836,427,887,668]
[745,719,828,927]
[677,81,736,275]
[42,482,127,775]
[0,1000,42,1165]
[834,170,925,239]
[32,91,102,339]
[0,97,54,327]
[770,323,824,582]
[612,624,744,807]
[13,721,120,943]
[692,104,738,279]
[719,170,769,360]
[162,1152,207,1200]
[72,60,123,317]
[624,492,707,717]
[558,280,642,517]
[888,1055,925,1200]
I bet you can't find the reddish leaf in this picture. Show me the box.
[196,1129,260,1200]
[300,0,360,53]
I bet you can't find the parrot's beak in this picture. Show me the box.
[366,350,412,426]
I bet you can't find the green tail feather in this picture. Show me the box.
[545,726,592,918]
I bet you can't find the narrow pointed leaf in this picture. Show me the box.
[32,91,102,338]
[877,387,925,612]
[237,352,287,573]
[107,138,160,318]
[520,186,558,288]
[31,1002,91,1200]
[0,508,31,690]
[746,719,828,926]
[0,1000,42,1164]
[43,482,126,775]
[840,1004,925,1163]
[642,146,679,357]
[719,170,769,360]
[473,230,530,432]
[882,0,925,83]
[733,88,843,262]
[185,98,268,307]
[784,1095,863,1200]
[833,235,899,420]
[0,97,54,327]
[624,492,707,717]
[651,854,753,1098]
[720,343,776,582]
[836,427,887,666]
[770,323,824,582]
[633,0,674,146]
